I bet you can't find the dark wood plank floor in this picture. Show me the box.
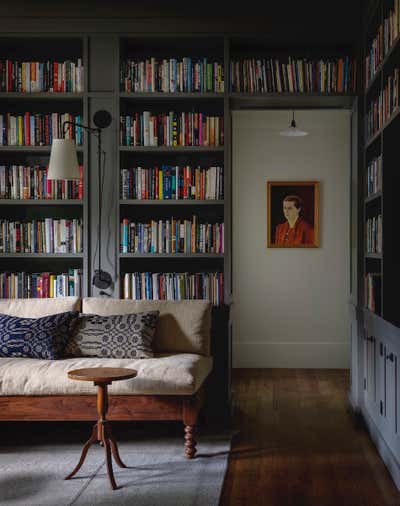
[220,369,400,506]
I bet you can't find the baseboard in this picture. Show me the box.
[362,406,400,490]
[232,341,349,368]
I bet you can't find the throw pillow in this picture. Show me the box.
[0,311,79,360]
[65,311,159,359]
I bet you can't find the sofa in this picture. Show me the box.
[0,297,213,458]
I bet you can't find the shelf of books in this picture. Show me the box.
[364,1,400,325]
[0,36,88,299]
[117,37,225,306]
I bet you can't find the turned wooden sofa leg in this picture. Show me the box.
[182,390,203,459]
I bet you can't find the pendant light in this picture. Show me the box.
[279,111,308,137]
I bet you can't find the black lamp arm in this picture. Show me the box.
[60,119,109,290]
[61,120,100,138]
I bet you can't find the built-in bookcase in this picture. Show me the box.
[0,30,357,412]
[117,36,226,305]
[0,36,88,298]
[363,0,400,325]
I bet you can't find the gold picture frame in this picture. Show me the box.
[267,181,320,248]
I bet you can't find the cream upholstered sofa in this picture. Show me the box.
[0,297,213,458]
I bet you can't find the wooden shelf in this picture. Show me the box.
[119,146,224,153]
[229,92,356,109]
[119,199,224,205]
[0,92,84,100]
[0,253,84,258]
[0,146,84,152]
[119,253,224,258]
[0,199,84,206]
[365,192,382,204]
[365,252,382,259]
[119,92,224,100]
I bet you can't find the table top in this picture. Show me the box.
[67,367,137,383]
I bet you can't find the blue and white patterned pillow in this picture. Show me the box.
[65,311,159,359]
[0,311,79,360]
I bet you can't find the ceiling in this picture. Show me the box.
[0,0,363,47]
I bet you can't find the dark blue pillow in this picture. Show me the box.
[0,311,79,360]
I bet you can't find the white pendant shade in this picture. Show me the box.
[48,138,80,180]
[279,112,309,137]
[279,126,309,137]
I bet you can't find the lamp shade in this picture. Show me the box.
[48,139,80,180]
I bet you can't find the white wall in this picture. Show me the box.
[232,110,350,368]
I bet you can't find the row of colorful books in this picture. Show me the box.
[365,272,382,314]
[0,59,84,93]
[120,218,224,254]
[365,1,400,86]
[0,113,83,146]
[0,165,83,200]
[366,215,382,254]
[120,58,224,93]
[0,269,82,298]
[366,68,399,139]
[0,219,83,253]
[122,272,224,305]
[120,112,224,147]
[230,57,357,93]
[366,156,382,196]
[120,165,223,201]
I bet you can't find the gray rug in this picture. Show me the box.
[0,423,231,506]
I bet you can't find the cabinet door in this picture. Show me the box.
[376,340,385,419]
[364,333,376,410]
[385,347,397,435]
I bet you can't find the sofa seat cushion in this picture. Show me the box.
[0,354,212,396]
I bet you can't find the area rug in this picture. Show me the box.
[0,422,231,506]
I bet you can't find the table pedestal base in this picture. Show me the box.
[65,382,127,490]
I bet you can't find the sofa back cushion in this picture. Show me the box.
[82,299,212,356]
[0,297,81,318]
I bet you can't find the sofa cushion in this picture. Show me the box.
[0,312,79,359]
[0,354,212,396]
[65,311,159,359]
[0,297,81,318]
[82,299,212,356]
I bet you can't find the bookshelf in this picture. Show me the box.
[0,36,88,298]
[0,29,357,414]
[363,0,400,325]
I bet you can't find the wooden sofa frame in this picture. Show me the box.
[0,389,204,458]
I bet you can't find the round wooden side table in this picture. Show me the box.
[65,367,137,490]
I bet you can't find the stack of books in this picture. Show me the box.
[366,215,382,254]
[230,56,357,93]
[366,156,382,196]
[0,218,83,253]
[120,57,224,93]
[365,273,382,314]
[120,165,223,200]
[0,58,84,93]
[120,216,224,254]
[0,164,83,200]
[0,112,83,146]
[0,269,82,298]
[122,271,224,305]
[120,111,223,147]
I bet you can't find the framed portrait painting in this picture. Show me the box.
[267,181,320,248]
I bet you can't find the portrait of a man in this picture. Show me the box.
[267,181,320,248]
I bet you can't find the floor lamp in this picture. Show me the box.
[48,110,113,291]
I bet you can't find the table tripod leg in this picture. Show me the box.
[102,429,118,490]
[65,423,98,480]
[107,428,127,468]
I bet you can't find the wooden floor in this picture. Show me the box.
[220,369,400,506]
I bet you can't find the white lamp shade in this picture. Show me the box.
[48,138,80,180]
[279,127,309,137]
